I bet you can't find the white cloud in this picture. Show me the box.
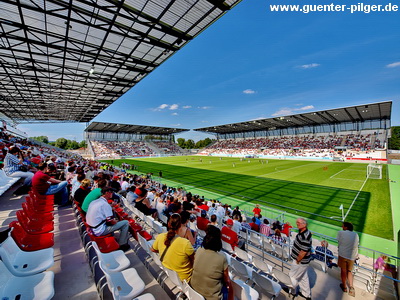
[171,123,181,127]
[198,106,211,109]
[386,62,400,68]
[298,105,314,111]
[183,105,192,109]
[271,105,315,117]
[243,89,256,94]
[201,120,208,123]
[158,104,169,110]
[152,103,179,111]
[299,63,320,69]
[171,112,178,116]
[250,116,266,121]
[272,109,294,117]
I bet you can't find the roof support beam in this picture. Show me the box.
[315,112,333,123]
[323,111,339,123]
[343,108,356,122]
[353,106,365,122]
[205,0,231,11]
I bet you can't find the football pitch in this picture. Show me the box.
[103,156,392,240]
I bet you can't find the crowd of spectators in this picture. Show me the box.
[199,132,387,159]
[153,141,183,154]
[0,130,82,174]
[90,140,185,158]
[90,140,155,158]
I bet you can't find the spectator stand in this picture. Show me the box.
[84,122,189,160]
[195,102,391,164]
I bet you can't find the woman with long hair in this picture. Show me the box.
[177,210,196,245]
[190,226,233,300]
[151,214,195,281]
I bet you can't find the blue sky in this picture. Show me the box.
[18,0,399,142]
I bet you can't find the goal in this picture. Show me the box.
[367,163,382,179]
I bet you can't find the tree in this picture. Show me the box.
[31,136,49,144]
[194,140,204,149]
[389,126,400,150]
[67,140,80,150]
[185,139,195,149]
[79,140,87,148]
[55,138,68,149]
[204,137,214,147]
[177,138,186,148]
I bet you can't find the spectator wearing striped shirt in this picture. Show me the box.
[259,219,272,236]
[3,147,34,186]
[289,218,312,300]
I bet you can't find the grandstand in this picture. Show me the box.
[195,102,391,162]
[85,122,187,159]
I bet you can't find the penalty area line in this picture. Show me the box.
[344,175,369,220]
[330,169,346,179]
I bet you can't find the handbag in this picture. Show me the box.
[19,165,29,172]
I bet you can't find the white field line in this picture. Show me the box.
[258,163,315,177]
[344,175,369,220]
[333,178,364,182]
[330,168,366,182]
[330,169,346,179]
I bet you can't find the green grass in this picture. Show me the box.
[102,156,393,240]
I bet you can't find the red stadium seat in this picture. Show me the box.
[28,191,54,202]
[115,209,129,220]
[26,197,54,213]
[22,203,54,222]
[8,221,54,251]
[85,228,119,253]
[16,210,54,234]
[139,230,152,241]
[127,218,142,241]
[22,201,53,215]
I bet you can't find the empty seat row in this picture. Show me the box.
[71,199,156,300]
[0,169,20,196]
[8,193,55,251]
[0,191,55,300]
[224,251,281,297]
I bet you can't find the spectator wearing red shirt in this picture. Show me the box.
[197,200,209,212]
[282,222,293,237]
[196,210,210,231]
[32,162,69,205]
[253,204,261,216]
[249,217,260,232]
[221,219,244,250]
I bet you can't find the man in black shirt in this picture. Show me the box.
[289,218,312,300]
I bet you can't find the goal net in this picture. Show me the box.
[367,163,382,179]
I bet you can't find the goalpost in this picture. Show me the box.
[367,163,382,179]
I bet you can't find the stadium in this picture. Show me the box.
[0,0,399,300]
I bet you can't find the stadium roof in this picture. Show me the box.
[0,0,242,123]
[85,121,189,135]
[194,101,392,134]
